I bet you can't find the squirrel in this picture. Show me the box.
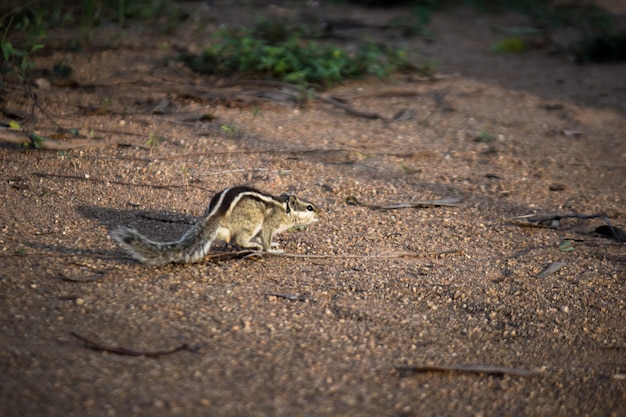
[110,185,322,266]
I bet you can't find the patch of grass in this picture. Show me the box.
[474,130,495,143]
[146,132,162,148]
[400,163,420,175]
[220,124,240,140]
[182,25,412,87]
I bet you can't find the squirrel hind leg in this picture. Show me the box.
[234,240,264,251]
[232,232,264,251]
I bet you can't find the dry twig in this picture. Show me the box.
[199,249,461,263]
[263,293,308,301]
[512,212,622,242]
[345,195,463,209]
[70,332,190,357]
[0,127,119,150]
[396,364,539,377]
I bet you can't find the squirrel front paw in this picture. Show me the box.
[267,248,285,254]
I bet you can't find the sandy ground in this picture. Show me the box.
[1,2,625,416]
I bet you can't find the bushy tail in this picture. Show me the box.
[111,219,216,266]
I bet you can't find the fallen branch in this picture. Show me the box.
[263,292,308,301]
[396,364,539,377]
[57,270,108,282]
[70,332,190,357]
[218,80,411,123]
[268,250,461,259]
[315,94,392,122]
[595,225,626,243]
[512,212,604,225]
[0,127,118,150]
[199,248,462,262]
[345,195,464,209]
[512,212,622,242]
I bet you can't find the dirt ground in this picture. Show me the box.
[1,2,625,416]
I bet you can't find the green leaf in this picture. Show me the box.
[9,120,21,130]
[490,37,527,53]
[29,133,46,149]
[1,42,14,61]
[558,240,575,252]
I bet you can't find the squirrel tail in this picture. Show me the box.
[111,218,217,265]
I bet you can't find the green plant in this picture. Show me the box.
[475,130,495,143]
[1,16,44,78]
[27,132,46,149]
[182,27,412,87]
[220,124,240,139]
[146,132,162,147]
[6,120,47,148]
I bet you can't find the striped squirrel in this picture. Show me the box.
[111,186,322,266]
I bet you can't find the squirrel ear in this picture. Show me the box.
[279,193,292,213]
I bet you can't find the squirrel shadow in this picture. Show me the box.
[16,206,202,265]
[77,205,198,242]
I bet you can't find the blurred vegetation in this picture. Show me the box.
[180,20,414,87]
[1,0,181,31]
[0,0,182,78]
[350,0,615,35]
[0,0,623,85]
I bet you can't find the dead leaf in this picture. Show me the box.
[562,129,582,137]
[536,262,566,278]
[392,109,416,121]
[152,99,171,114]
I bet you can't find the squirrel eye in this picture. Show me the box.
[307,205,314,211]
